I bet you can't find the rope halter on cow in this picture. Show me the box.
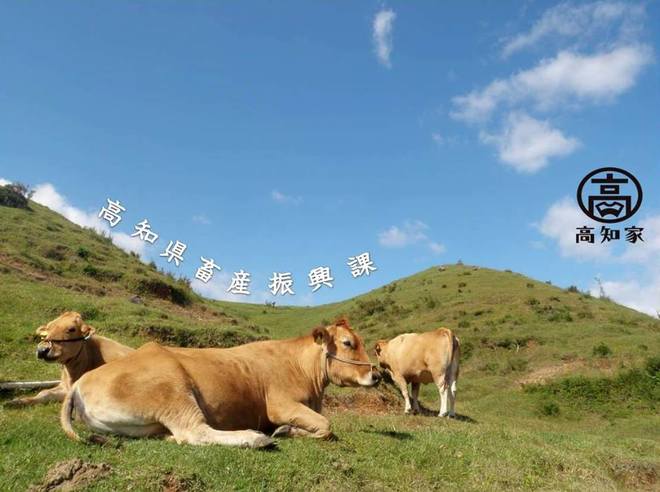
[322,349,375,383]
[41,333,93,362]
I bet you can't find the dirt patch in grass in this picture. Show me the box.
[28,459,111,491]
[608,458,658,490]
[324,387,402,415]
[517,360,585,386]
[161,472,204,492]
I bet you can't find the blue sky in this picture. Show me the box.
[1,1,659,313]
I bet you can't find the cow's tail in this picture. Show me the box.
[60,387,81,442]
[60,385,108,446]
[442,330,458,388]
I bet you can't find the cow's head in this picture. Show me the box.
[374,339,391,369]
[313,318,380,387]
[35,311,95,363]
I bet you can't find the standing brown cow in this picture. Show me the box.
[61,318,380,448]
[5,311,133,407]
[375,328,460,417]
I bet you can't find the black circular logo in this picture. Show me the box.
[577,167,642,224]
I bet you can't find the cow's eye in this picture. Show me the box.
[342,340,352,348]
[68,327,76,333]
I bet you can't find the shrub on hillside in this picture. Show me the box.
[538,401,560,417]
[42,244,69,261]
[133,277,193,307]
[83,263,123,282]
[109,323,265,348]
[593,342,613,358]
[525,358,659,413]
[76,246,91,259]
[0,183,32,209]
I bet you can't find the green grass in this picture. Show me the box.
[1,199,659,490]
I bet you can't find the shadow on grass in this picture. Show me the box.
[411,404,478,423]
[361,428,413,440]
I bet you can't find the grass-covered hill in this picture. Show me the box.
[1,192,659,490]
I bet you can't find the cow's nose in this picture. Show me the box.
[372,371,382,383]
[36,346,50,359]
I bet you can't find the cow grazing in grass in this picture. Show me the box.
[375,328,460,417]
[61,318,380,448]
[5,311,133,407]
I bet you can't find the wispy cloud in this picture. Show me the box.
[480,112,580,173]
[452,45,653,124]
[372,8,396,68]
[0,178,11,186]
[31,183,145,257]
[501,1,646,58]
[450,1,652,174]
[378,220,445,255]
[271,189,302,205]
[192,214,211,225]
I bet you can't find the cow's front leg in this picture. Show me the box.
[391,374,412,414]
[4,385,67,408]
[269,402,334,440]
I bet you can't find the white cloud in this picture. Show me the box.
[192,214,211,225]
[502,1,646,58]
[378,220,429,248]
[271,190,302,205]
[0,178,11,186]
[480,112,580,172]
[378,220,445,255]
[32,183,145,257]
[538,200,660,317]
[452,45,653,123]
[372,8,396,68]
[537,196,610,260]
[621,214,660,263]
[590,276,660,317]
[428,241,446,255]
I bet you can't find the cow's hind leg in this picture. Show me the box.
[411,382,421,414]
[170,423,274,449]
[435,376,449,417]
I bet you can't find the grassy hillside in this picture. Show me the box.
[1,196,659,490]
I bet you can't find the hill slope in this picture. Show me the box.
[1,197,659,490]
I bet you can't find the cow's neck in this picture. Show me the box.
[62,342,96,384]
[297,340,329,403]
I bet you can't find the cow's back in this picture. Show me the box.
[389,329,454,381]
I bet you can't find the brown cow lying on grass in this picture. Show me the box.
[375,327,460,417]
[61,318,380,448]
[5,311,133,407]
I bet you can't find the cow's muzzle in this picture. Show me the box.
[36,345,51,360]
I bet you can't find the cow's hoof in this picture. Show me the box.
[254,435,277,450]
[323,432,338,441]
[404,408,412,415]
[438,412,448,418]
[271,425,293,438]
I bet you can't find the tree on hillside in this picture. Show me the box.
[0,182,33,209]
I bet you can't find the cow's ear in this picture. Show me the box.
[81,323,95,336]
[35,325,48,337]
[312,326,329,345]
